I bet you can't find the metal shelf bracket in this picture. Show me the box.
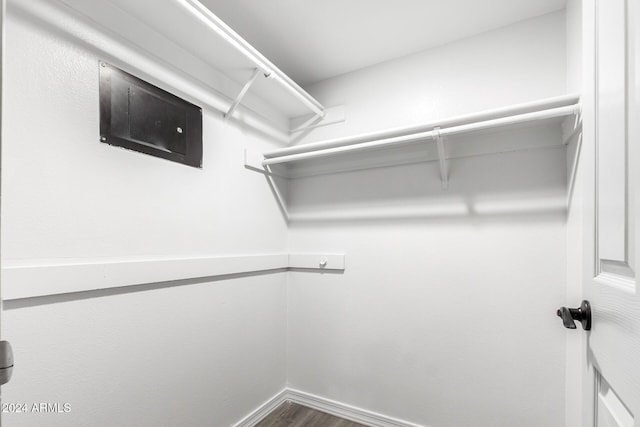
[434,127,448,190]
[224,68,261,120]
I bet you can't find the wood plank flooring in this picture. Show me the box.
[256,401,367,427]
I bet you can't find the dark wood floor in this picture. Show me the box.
[256,401,367,427]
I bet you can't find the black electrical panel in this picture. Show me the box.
[99,62,202,167]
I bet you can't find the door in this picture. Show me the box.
[580,0,640,425]
[0,0,4,425]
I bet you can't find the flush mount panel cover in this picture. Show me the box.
[99,62,202,167]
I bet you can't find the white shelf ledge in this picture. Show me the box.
[248,95,581,185]
[52,0,324,121]
[264,94,580,162]
[176,0,325,118]
[2,253,346,300]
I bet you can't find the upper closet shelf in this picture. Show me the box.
[173,0,325,119]
[247,94,581,187]
[52,0,325,121]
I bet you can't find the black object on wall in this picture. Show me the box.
[99,62,203,168]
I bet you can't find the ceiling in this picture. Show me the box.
[201,0,567,86]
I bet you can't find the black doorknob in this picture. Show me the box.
[557,300,591,331]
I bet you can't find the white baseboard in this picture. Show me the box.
[236,387,426,427]
[233,388,289,427]
[286,388,426,427]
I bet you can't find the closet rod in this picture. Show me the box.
[262,103,580,166]
[176,0,326,118]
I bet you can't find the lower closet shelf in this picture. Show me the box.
[1,253,346,300]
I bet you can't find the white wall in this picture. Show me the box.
[286,11,569,427]
[297,11,567,144]
[1,3,573,427]
[1,2,288,426]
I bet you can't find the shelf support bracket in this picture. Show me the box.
[224,68,261,120]
[434,127,448,190]
[562,106,583,145]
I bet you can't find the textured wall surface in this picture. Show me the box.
[1,3,572,427]
[2,3,288,426]
[286,11,568,427]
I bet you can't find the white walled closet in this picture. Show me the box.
[0,1,619,427]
